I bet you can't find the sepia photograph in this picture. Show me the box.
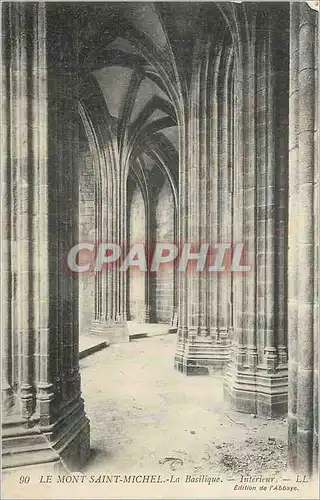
[1,0,319,498]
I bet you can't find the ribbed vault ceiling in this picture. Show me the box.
[76,2,235,184]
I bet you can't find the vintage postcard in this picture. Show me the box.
[1,0,319,499]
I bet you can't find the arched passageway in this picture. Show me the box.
[126,154,178,326]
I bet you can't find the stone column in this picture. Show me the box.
[2,3,90,471]
[216,45,234,352]
[1,8,14,410]
[174,38,232,374]
[136,161,151,324]
[207,41,230,369]
[287,2,300,469]
[224,34,250,401]
[144,191,151,323]
[313,6,319,475]
[91,179,129,342]
[288,1,318,476]
[224,6,289,417]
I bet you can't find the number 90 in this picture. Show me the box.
[19,475,30,484]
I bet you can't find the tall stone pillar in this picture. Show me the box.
[288,1,318,476]
[135,161,151,324]
[95,171,129,341]
[224,5,289,417]
[174,37,233,374]
[90,182,129,343]
[216,45,234,354]
[1,3,90,470]
[144,183,151,324]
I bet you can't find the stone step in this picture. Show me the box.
[79,341,109,360]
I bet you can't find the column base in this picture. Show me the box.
[169,311,178,333]
[174,332,230,375]
[2,398,90,472]
[90,319,129,343]
[224,365,288,418]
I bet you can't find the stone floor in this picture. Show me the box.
[127,321,170,337]
[80,335,288,477]
[79,322,170,355]
[3,336,318,499]
[79,334,108,353]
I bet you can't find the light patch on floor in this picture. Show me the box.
[80,336,288,476]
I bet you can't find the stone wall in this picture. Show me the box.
[152,178,175,323]
[127,180,146,321]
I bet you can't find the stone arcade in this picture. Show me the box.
[1,1,318,478]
